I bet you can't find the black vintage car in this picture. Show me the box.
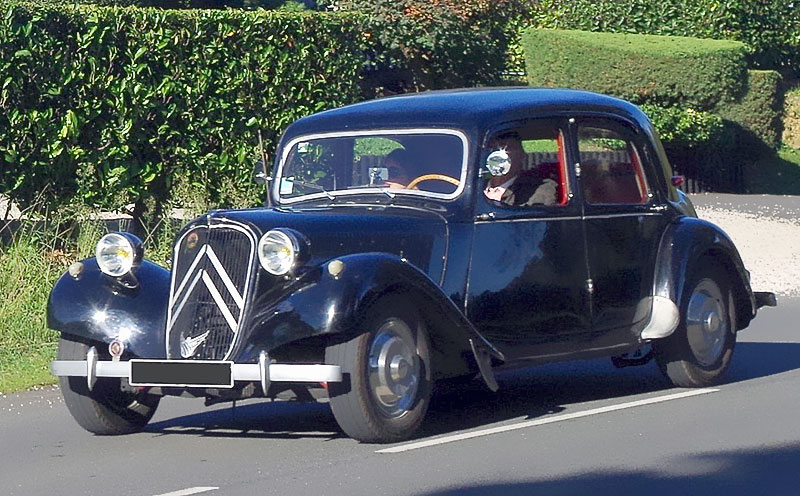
[50,88,776,443]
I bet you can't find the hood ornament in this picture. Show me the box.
[181,331,210,358]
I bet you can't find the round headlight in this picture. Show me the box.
[258,230,296,275]
[95,232,142,277]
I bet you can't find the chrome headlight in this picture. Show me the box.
[95,232,143,277]
[258,230,296,275]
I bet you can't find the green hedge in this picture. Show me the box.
[522,28,748,110]
[783,86,800,149]
[0,3,367,224]
[715,70,783,149]
[639,104,724,149]
[526,0,800,77]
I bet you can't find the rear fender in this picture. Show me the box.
[653,217,756,331]
[240,253,499,376]
[47,259,171,358]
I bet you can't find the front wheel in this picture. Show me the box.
[58,336,160,435]
[325,298,431,443]
[655,262,737,387]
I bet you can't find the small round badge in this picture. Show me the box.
[186,232,199,250]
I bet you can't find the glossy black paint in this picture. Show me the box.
[46,88,764,383]
[652,216,756,330]
[48,259,170,359]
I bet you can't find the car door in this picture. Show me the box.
[575,117,671,347]
[465,120,591,360]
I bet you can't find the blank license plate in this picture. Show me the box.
[130,360,233,388]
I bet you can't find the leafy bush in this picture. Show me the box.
[715,70,784,149]
[0,3,367,232]
[527,0,800,77]
[522,28,748,109]
[338,0,529,93]
[640,104,724,149]
[783,86,800,149]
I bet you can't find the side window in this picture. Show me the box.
[578,126,649,204]
[483,125,569,208]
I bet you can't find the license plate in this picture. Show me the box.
[129,360,233,388]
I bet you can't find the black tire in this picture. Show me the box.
[655,261,737,387]
[325,297,432,443]
[58,336,160,435]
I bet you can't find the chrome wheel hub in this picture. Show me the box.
[368,319,419,419]
[686,278,728,367]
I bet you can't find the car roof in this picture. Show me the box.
[282,87,654,139]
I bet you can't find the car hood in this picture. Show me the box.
[200,204,450,284]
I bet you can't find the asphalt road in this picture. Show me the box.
[1,296,798,496]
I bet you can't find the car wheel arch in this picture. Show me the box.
[652,217,755,334]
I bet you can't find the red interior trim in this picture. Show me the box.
[556,133,568,205]
[629,146,648,203]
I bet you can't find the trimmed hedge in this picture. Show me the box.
[715,70,784,149]
[527,0,800,77]
[522,28,748,110]
[784,86,800,149]
[0,3,367,224]
[639,105,724,149]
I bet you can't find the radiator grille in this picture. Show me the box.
[166,222,256,360]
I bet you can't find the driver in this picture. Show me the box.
[484,132,557,206]
[383,148,412,189]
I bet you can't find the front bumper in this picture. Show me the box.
[51,347,341,395]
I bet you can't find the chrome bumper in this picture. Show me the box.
[51,347,341,394]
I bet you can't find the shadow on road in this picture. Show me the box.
[417,443,800,495]
[144,341,800,441]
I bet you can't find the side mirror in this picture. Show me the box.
[253,159,270,185]
[485,149,512,177]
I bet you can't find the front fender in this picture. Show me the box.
[47,258,171,358]
[238,253,498,370]
[653,216,756,330]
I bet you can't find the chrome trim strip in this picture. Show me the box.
[276,128,470,205]
[168,269,204,330]
[202,270,239,333]
[476,215,582,225]
[170,244,207,308]
[205,245,244,309]
[51,359,343,385]
[475,212,660,225]
[640,296,680,340]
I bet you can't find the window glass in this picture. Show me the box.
[578,127,649,204]
[483,126,568,207]
[277,131,465,203]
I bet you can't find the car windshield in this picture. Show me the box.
[275,130,468,203]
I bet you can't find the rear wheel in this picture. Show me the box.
[325,298,431,443]
[58,336,160,435]
[655,262,737,387]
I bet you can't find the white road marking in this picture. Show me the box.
[153,487,219,496]
[377,388,719,454]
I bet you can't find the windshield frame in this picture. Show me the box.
[274,128,470,205]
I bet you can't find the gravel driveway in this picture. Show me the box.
[690,193,800,297]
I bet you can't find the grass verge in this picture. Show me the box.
[0,239,70,394]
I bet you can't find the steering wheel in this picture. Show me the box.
[406,174,461,190]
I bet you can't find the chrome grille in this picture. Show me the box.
[166,222,256,360]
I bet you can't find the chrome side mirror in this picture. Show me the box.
[253,159,270,185]
[485,149,512,177]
